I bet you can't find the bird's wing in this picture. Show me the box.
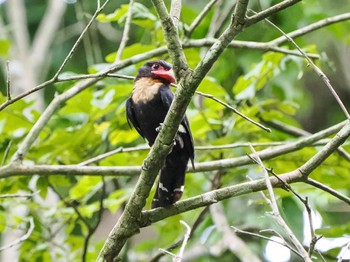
[182,115,195,167]
[126,98,144,137]
[160,87,195,166]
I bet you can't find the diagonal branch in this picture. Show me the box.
[262,16,350,120]
[97,0,252,260]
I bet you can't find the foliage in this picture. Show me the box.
[0,0,350,261]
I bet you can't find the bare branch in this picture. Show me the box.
[0,217,34,252]
[6,60,11,100]
[140,121,350,226]
[250,145,311,260]
[262,15,350,120]
[196,90,271,132]
[245,0,301,27]
[269,12,350,46]
[186,0,218,37]
[174,221,191,262]
[232,227,300,256]
[170,0,182,29]
[115,0,134,62]
[0,191,39,199]
[305,178,350,205]
[1,120,347,179]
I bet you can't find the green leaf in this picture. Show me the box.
[104,189,128,213]
[97,3,156,29]
[280,197,303,240]
[69,177,101,200]
[0,39,10,57]
[233,52,285,99]
[36,177,48,199]
[105,43,154,62]
[0,212,6,232]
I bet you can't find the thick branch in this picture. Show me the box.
[98,0,251,260]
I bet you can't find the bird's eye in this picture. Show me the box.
[152,64,160,70]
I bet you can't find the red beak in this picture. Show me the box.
[151,68,176,84]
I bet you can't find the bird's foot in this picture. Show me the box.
[155,123,163,132]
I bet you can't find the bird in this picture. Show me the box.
[126,60,194,208]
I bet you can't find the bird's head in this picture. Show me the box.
[136,60,176,84]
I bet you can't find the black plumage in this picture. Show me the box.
[126,60,194,208]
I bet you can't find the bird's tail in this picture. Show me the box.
[151,148,189,208]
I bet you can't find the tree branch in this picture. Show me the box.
[262,15,350,120]
[140,121,350,226]
[1,120,346,179]
[2,10,349,111]
[114,0,133,63]
[0,217,34,252]
[185,0,218,37]
[249,145,311,261]
[98,1,251,260]
[269,12,350,46]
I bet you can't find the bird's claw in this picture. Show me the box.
[155,123,163,132]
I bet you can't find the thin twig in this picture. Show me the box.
[0,0,111,112]
[0,217,34,252]
[1,140,12,166]
[232,226,300,257]
[6,60,11,100]
[249,144,312,261]
[267,169,322,256]
[115,0,133,62]
[53,0,112,80]
[186,0,218,37]
[0,191,40,199]
[78,146,148,166]
[338,239,350,262]
[196,90,271,132]
[262,120,350,162]
[269,12,350,46]
[305,178,350,205]
[260,13,350,120]
[174,221,191,262]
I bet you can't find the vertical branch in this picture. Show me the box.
[115,0,134,63]
[170,0,182,29]
[6,61,11,100]
[151,0,188,78]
